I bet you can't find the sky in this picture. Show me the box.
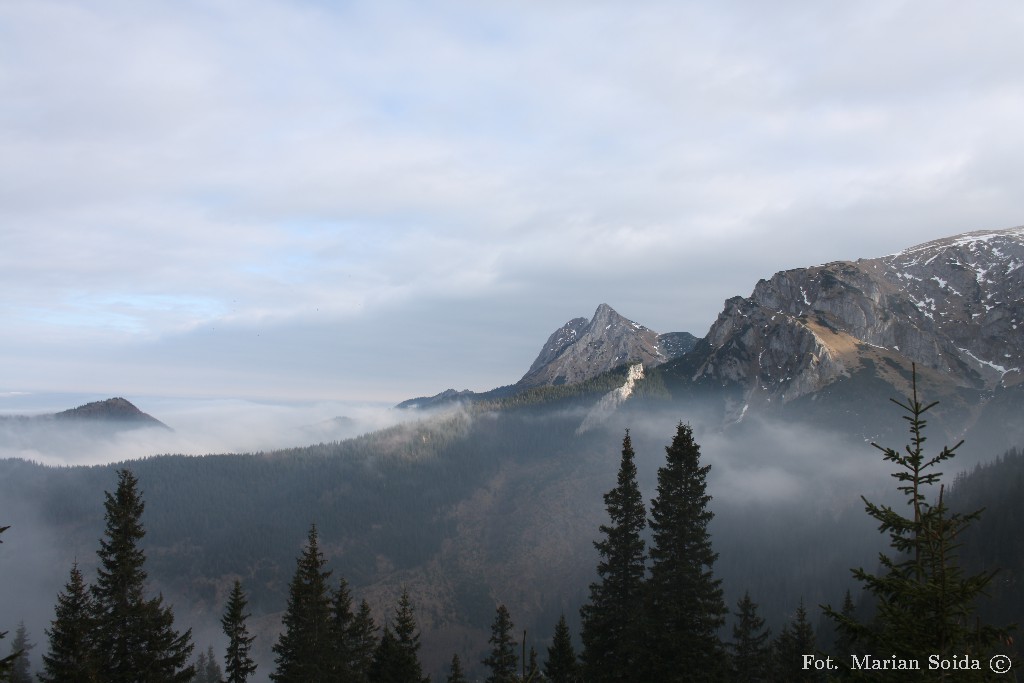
[4,0,1024,404]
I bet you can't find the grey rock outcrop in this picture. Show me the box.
[690,225,1024,406]
[518,303,690,388]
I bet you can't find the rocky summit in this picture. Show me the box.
[646,226,1024,455]
[516,303,695,388]
[683,226,1024,404]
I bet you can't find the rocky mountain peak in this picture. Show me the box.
[685,225,1024,413]
[517,303,690,388]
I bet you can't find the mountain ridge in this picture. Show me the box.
[398,225,1023,451]
[676,225,1023,402]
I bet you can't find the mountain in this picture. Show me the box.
[647,226,1024,454]
[516,303,696,388]
[396,305,696,409]
[396,388,486,410]
[398,226,1024,454]
[3,225,1022,680]
[0,397,170,431]
[688,226,1022,398]
[0,397,171,459]
[52,397,171,429]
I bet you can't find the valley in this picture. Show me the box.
[2,226,1022,681]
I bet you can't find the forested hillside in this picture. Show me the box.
[1,389,1020,680]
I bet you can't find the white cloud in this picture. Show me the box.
[4,0,1024,400]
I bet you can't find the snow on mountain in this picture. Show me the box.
[681,225,1024,414]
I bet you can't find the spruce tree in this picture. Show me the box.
[646,423,727,682]
[369,590,427,683]
[770,600,817,683]
[221,581,256,683]
[91,469,194,683]
[0,525,17,680]
[203,645,223,683]
[41,562,97,683]
[369,625,400,682]
[447,653,468,683]
[482,604,518,683]
[544,614,581,683]
[193,647,222,683]
[824,367,1013,681]
[194,649,208,683]
[729,591,771,682]
[271,524,332,683]
[830,589,858,667]
[7,623,33,683]
[526,645,542,682]
[579,430,647,681]
[349,599,378,682]
[328,578,355,678]
[392,589,428,683]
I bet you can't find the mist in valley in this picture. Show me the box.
[0,393,1008,681]
[0,394,418,466]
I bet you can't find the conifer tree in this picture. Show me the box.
[579,430,647,681]
[729,591,771,682]
[0,525,17,680]
[271,524,332,683]
[770,600,816,683]
[91,469,194,683]
[824,367,1013,681]
[447,653,468,683]
[194,649,208,683]
[41,562,97,683]
[327,578,383,681]
[394,588,428,682]
[645,423,727,682]
[369,590,427,683]
[221,581,256,683]
[7,623,32,683]
[192,646,222,683]
[349,599,378,682]
[203,645,223,683]
[328,578,356,679]
[544,614,581,683]
[482,604,518,683]
[526,645,543,682]
[369,625,400,682]
[830,589,858,667]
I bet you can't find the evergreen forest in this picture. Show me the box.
[1,378,1021,681]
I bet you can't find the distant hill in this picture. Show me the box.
[52,397,170,429]
[0,397,171,456]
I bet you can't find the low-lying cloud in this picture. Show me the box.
[0,394,419,466]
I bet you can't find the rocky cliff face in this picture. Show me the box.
[517,303,691,388]
[685,226,1024,410]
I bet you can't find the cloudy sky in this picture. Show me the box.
[3,0,1024,404]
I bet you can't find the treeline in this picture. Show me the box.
[0,407,594,612]
[2,374,1020,681]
